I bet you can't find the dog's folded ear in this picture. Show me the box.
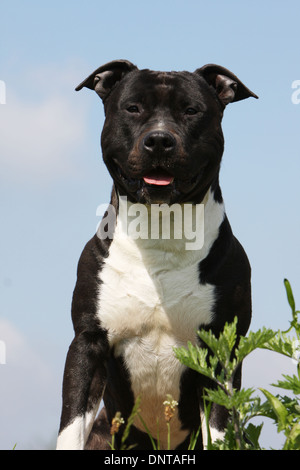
[75,60,138,100]
[195,64,258,106]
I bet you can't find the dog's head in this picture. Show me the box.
[76,60,257,204]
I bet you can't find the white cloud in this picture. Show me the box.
[0,318,60,449]
[0,63,91,184]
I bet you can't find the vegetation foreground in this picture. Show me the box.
[109,279,300,450]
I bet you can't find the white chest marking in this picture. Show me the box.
[97,190,225,448]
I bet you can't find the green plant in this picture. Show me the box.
[108,279,300,450]
[174,278,300,450]
[109,398,142,450]
[108,395,180,450]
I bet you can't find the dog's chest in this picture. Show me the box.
[97,233,215,446]
[98,237,216,353]
[97,193,224,352]
[96,193,224,447]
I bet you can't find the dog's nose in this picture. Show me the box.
[143,131,176,154]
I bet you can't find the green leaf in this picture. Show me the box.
[245,422,263,449]
[174,342,217,382]
[261,331,295,358]
[197,328,221,357]
[197,318,238,377]
[204,387,229,408]
[272,374,300,395]
[260,388,289,432]
[121,396,142,449]
[205,387,255,411]
[285,422,300,450]
[284,278,296,314]
[236,328,276,362]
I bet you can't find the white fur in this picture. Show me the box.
[97,188,225,449]
[56,416,85,450]
[56,399,101,450]
[201,413,226,449]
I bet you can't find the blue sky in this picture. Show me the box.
[1,0,300,449]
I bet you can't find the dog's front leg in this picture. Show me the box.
[56,330,108,450]
[200,401,227,449]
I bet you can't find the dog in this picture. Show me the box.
[56,60,257,450]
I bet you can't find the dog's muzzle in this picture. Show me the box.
[111,128,204,203]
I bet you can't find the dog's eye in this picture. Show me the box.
[127,105,140,113]
[185,107,198,115]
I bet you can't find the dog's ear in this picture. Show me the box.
[75,60,138,100]
[195,64,258,106]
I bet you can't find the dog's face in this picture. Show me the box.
[76,61,257,204]
[101,70,224,205]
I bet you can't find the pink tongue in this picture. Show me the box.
[143,174,174,186]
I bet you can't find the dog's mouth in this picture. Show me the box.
[115,164,202,203]
[116,166,174,189]
[142,169,175,186]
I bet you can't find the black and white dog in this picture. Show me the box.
[56,61,257,450]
